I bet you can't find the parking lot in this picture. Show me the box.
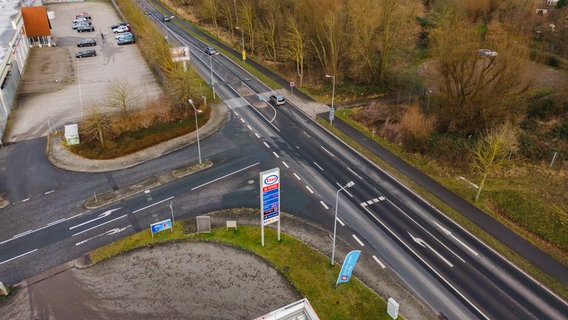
[5,1,163,142]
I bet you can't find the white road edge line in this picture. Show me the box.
[72,215,128,237]
[272,152,280,158]
[191,162,260,190]
[320,201,329,209]
[0,249,38,266]
[435,222,479,257]
[372,255,386,269]
[263,142,270,148]
[282,161,289,168]
[247,125,252,130]
[47,218,66,226]
[12,230,33,239]
[293,173,301,180]
[22,198,30,202]
[254,133,260,138]
[336,217,345,226]
[44,190,55,195]
[352,234,365,246]
[132,196,174,214]
[305,185,314,194]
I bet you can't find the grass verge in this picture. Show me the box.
[90,222,397,320]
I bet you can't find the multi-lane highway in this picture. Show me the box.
[0,1,567,319]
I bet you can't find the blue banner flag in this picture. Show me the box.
[336,250,361,285]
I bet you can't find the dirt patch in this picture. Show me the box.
[18,47,72,94]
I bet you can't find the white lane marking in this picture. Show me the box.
[409,232,454,268]
[132,196,174,214]
[320,201,329,209]
[373,198,379,203]
[352,235,365,246]
[336,217,345,226]
[44,190,55,195]
[305,185,314,194]
[303,132,311,138]
[76,226,131,246]
[379,196,386,201]
[234,112,239,117]
[12,230,33,239]
[360,202,367,207]
[272,152,280,158]
[240,118,245,123]
[313,162,324,171]
[347,167,362,180]
[435,222,479,256]
[0,249,38,266]
[282,161,289,168]
[191,162,260,190]
[361,205,490,320]
[247,125,252,130]
[22,198,30,202]
[70,208,122,230]
[263,142,270,148]
[295,146,300,149]
[72,215,127,237]
[321,146,335,157]
[372,255,386,269]
[254,133,260,138]
[366,200,373,205]
[387,199,465,263]
[47,218,66,226]
[293,173,301,180]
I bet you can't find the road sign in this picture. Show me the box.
[290,81,295,87]
[260,168,281,246]
[329,107,335,122]
[150,219,172,237]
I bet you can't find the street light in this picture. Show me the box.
[235,26,245,62]
[188,99,202,164]
[325,74,335,125]
[332,181,355,266]
[209,55,216,99]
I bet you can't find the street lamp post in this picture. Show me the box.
[209,55,216,99]
[188,99,202,164]
[235,26,245,62]
[332,181,355,266]
[325,74,335,125]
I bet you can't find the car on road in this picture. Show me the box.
[77,25,95,33]
[269,94,286,106]
[163,15,172,22]
[77,38,97,47]
[113,25,130,33]
[204,46,219,55]
[75,49,97,58]
[118,35,136,45]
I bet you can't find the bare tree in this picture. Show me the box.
[105,81,139,115]
[282,16,305,87]
[471,121,519,202]
[201,0,220,36]
[83,105,114,148]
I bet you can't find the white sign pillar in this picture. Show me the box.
[260,168,281,247]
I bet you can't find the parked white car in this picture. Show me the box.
[113,25,129,33]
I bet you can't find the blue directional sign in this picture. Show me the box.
[336,250,361,285]
[150,219,172,236]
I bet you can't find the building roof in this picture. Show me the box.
[22,6,51,37]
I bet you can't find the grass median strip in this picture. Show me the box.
[90,222,396,319]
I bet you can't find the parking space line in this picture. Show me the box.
[352,234,365,246]
[372,255,386,269]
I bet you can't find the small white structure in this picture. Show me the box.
[387,297,400,319]
[547,0,558,5]
[64,124,80,145]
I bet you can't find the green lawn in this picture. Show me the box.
[90,222,398,320]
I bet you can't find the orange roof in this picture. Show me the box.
[21,6,51,37]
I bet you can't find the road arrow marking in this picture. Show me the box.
[69,208,122,230]
[409,232,454,268]
[435,222,478,257]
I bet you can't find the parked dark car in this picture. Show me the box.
[77,25,95,33]
[75,49,96,58]
[77,38,96,47]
